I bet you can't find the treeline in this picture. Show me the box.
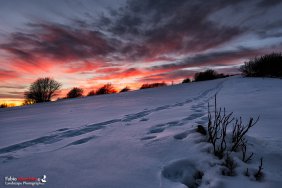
[19,69,228,106]
[0,103,15,108]
[181,69,228,83]
[240,53,282,78]
[60,82,170,100]
[1,70,228,108]
[61,83,118,100]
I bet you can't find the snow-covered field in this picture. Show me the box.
[0,76,282,188]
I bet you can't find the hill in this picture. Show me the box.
[0,76,282,188]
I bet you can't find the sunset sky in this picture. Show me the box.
[1,0,282,105]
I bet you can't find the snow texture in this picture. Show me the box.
[0,76,282,188]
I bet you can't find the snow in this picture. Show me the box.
[0,76,282,188]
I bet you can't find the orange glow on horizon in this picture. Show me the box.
[0,99,24,107]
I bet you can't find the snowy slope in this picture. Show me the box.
[0,76,282,188]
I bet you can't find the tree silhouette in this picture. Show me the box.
[0,103,8,108]
[140,82,167,89]
[67,87,84,98]
[182,78,191,83]
[87,90,96,96]
[194,69,218,81]
[240,53,282,77]
[24,77,61,103]
[96,84,117,95]
[120,86,131,92]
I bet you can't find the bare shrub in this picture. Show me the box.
[241,141,254,163]
[245,168,250,177]
[231,117,259,152]
[207,95,259,160]
[222,153,237,176]
[207,95,234,158]
[254,158,264,181]
[206,95,262,180]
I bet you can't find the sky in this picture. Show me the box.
[0,0,282,105]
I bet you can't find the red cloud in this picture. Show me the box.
[0,69,20,81]
[96,67,123,73]
[90,68,152,81]
[11,58,55,74]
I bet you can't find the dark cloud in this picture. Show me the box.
[255,19,282,38]
[1,0,250,63]
[149,47,264,72]
[101,0,245,59]
[0,46,35,61]
[0,22,118,62]
[2,0,282,65]
[257,0,282,7]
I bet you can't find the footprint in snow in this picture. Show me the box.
[55,128,69,132]
[140,118,149,122]
[155,123,167,128]
[194,109,203,113]
[167,121,183,127]
[65,136,96,147]
[0,155,17,163]
[162,159,203,188]
[0,119,119,155]
[140,136,156,140]
[173,132,188,140]
[148,127,165,134]
[183,113,204,121]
